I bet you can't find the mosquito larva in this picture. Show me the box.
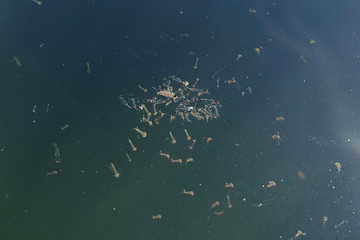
[171,158,182,164]
[193,57,199,70]
[160,151,170,159]
[141,104,151,118]
[183,189,194,196]
[169,131,176,144]
[128,139,137,152]
[134,126,147,138]
[184,128,191,141]
[110,163,120,178]
[189,139,196,150]
[226,193,232,208]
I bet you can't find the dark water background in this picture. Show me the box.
[1,0,360,239]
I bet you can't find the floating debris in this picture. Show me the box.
[157,90,174,98]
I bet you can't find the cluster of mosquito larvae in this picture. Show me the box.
[109,163,120,178]
[128,139,137,152]
[119,77,223,180]
[119,76,222,125]
[160,151,193,165]
[169,131,176,144]
[182,189,194,197]
[169,158,193,164]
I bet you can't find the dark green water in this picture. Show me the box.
[1,0,360,239]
